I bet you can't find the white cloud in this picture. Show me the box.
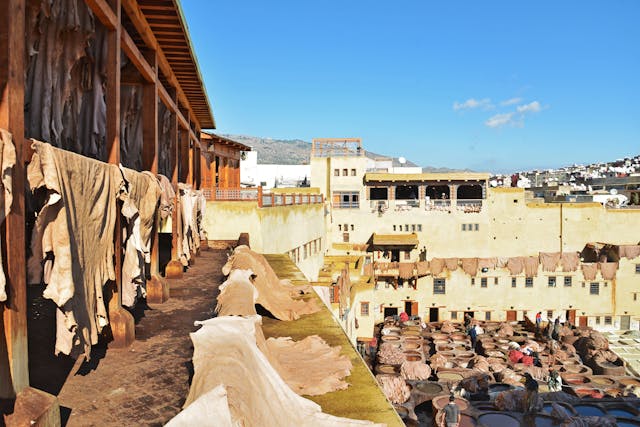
[500,97,522,106]
[485,112,516,128]
[516,101,542,114]
[453,98,492,111]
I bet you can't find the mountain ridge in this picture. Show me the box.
[221,134,471,172]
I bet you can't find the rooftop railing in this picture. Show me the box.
[206,187,324,208]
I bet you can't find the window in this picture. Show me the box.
[404,251,410,260]
[411,224,416,232]
[361,302,369,316]
[451,311,457,320]
[434,278,446,294]
[471,278,475,286]
[343,232,349,243]
[525,277,533,287]
[494,277,499,285]
[474,224,479,231]
[393,225,396,231]
[596,316,601,325]
[417,224,422,232]
[338,224,342,231]
[604,316,612,325]
[351,168,356,176]
[350,224,354,231]
[334,169,340,176]
[590,282,600,295]
[485,311,491,321]
[636,264,640,274]
[548,276,556,287]
[333,191,359,208]
[564,276,572,287]
[481,278,488,288]
[342,168,348,176]
[343,224,348,231]
[404,224,409,232]
[512,277,517,287]
[462,224,467,231]
[635,293,638,301]
[547,310,553,319]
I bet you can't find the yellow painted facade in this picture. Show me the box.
[310,153,640,344]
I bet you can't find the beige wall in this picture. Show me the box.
[320,169,640,338]
[203,201,325,280]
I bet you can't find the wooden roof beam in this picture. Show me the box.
[121,0,205,130]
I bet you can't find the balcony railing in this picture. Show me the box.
[368,198,484,213]
[207,187,324,208]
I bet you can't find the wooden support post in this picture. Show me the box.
[165,102,183,279]
[141,49,168,303]
[0,0,29,400]
[178,132,196,263]
[105,0,134,348]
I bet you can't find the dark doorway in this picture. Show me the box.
[384,307,398,318]
[390,250,400,262]
[426,185,450,200]
[395,185,419,200]
[457,184,483,199]
[404,301,412,315]
[429,307,439,322]
[370,187,388,200]
[464,311,474,319]
[506,310,517,321]
[566,309,576,325]
[578,316,588,328]
[621,315,631,330]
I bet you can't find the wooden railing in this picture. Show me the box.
[205,186,324,208]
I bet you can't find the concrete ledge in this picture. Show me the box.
[4,387,60,427]
[262,254,403,427]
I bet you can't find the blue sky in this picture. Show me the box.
[181,1,639,173]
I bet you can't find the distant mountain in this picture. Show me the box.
[222,135,311,165]
[222,134,418,167]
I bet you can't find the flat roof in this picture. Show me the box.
[365,172,491,182]
[369,233,419,248]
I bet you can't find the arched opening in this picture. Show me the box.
[395,185,419,200]
[425,185,450,200]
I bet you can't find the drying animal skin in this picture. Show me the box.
[179,316,383,426]
[400,361,431,380]
[222,245,319,320]
[27,141,123,358]
[0,129,16,302]
[378,342,406,365]
[215,269,259,317]
[377,375,411,404]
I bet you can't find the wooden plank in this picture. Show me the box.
[105,0,134,347]
[121,0,205,130]
[84,0,117,29]
[0,0,29,399]
[121,30,154,83]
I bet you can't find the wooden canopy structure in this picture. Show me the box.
[0,0,215,403]
[368,233,419,251]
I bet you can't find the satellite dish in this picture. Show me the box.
[398,157,406,165]
[610,188,618,195]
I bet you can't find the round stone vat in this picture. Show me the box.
[432,395,469,413]
[375,364,398,375]
[403,342,422,351]
[394,405,409,419]
[414,381,444,395]
[573,404,606,417]
[541,402,574,417]
[619,377,640,387]
[382,335,401,343]
[436,371,465,382]
[590,376,616,387]
[459,414,477,427]
[532,414,556,427]
[606,405,638,418]
[477,412,520,427]
[561,373,590,385]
